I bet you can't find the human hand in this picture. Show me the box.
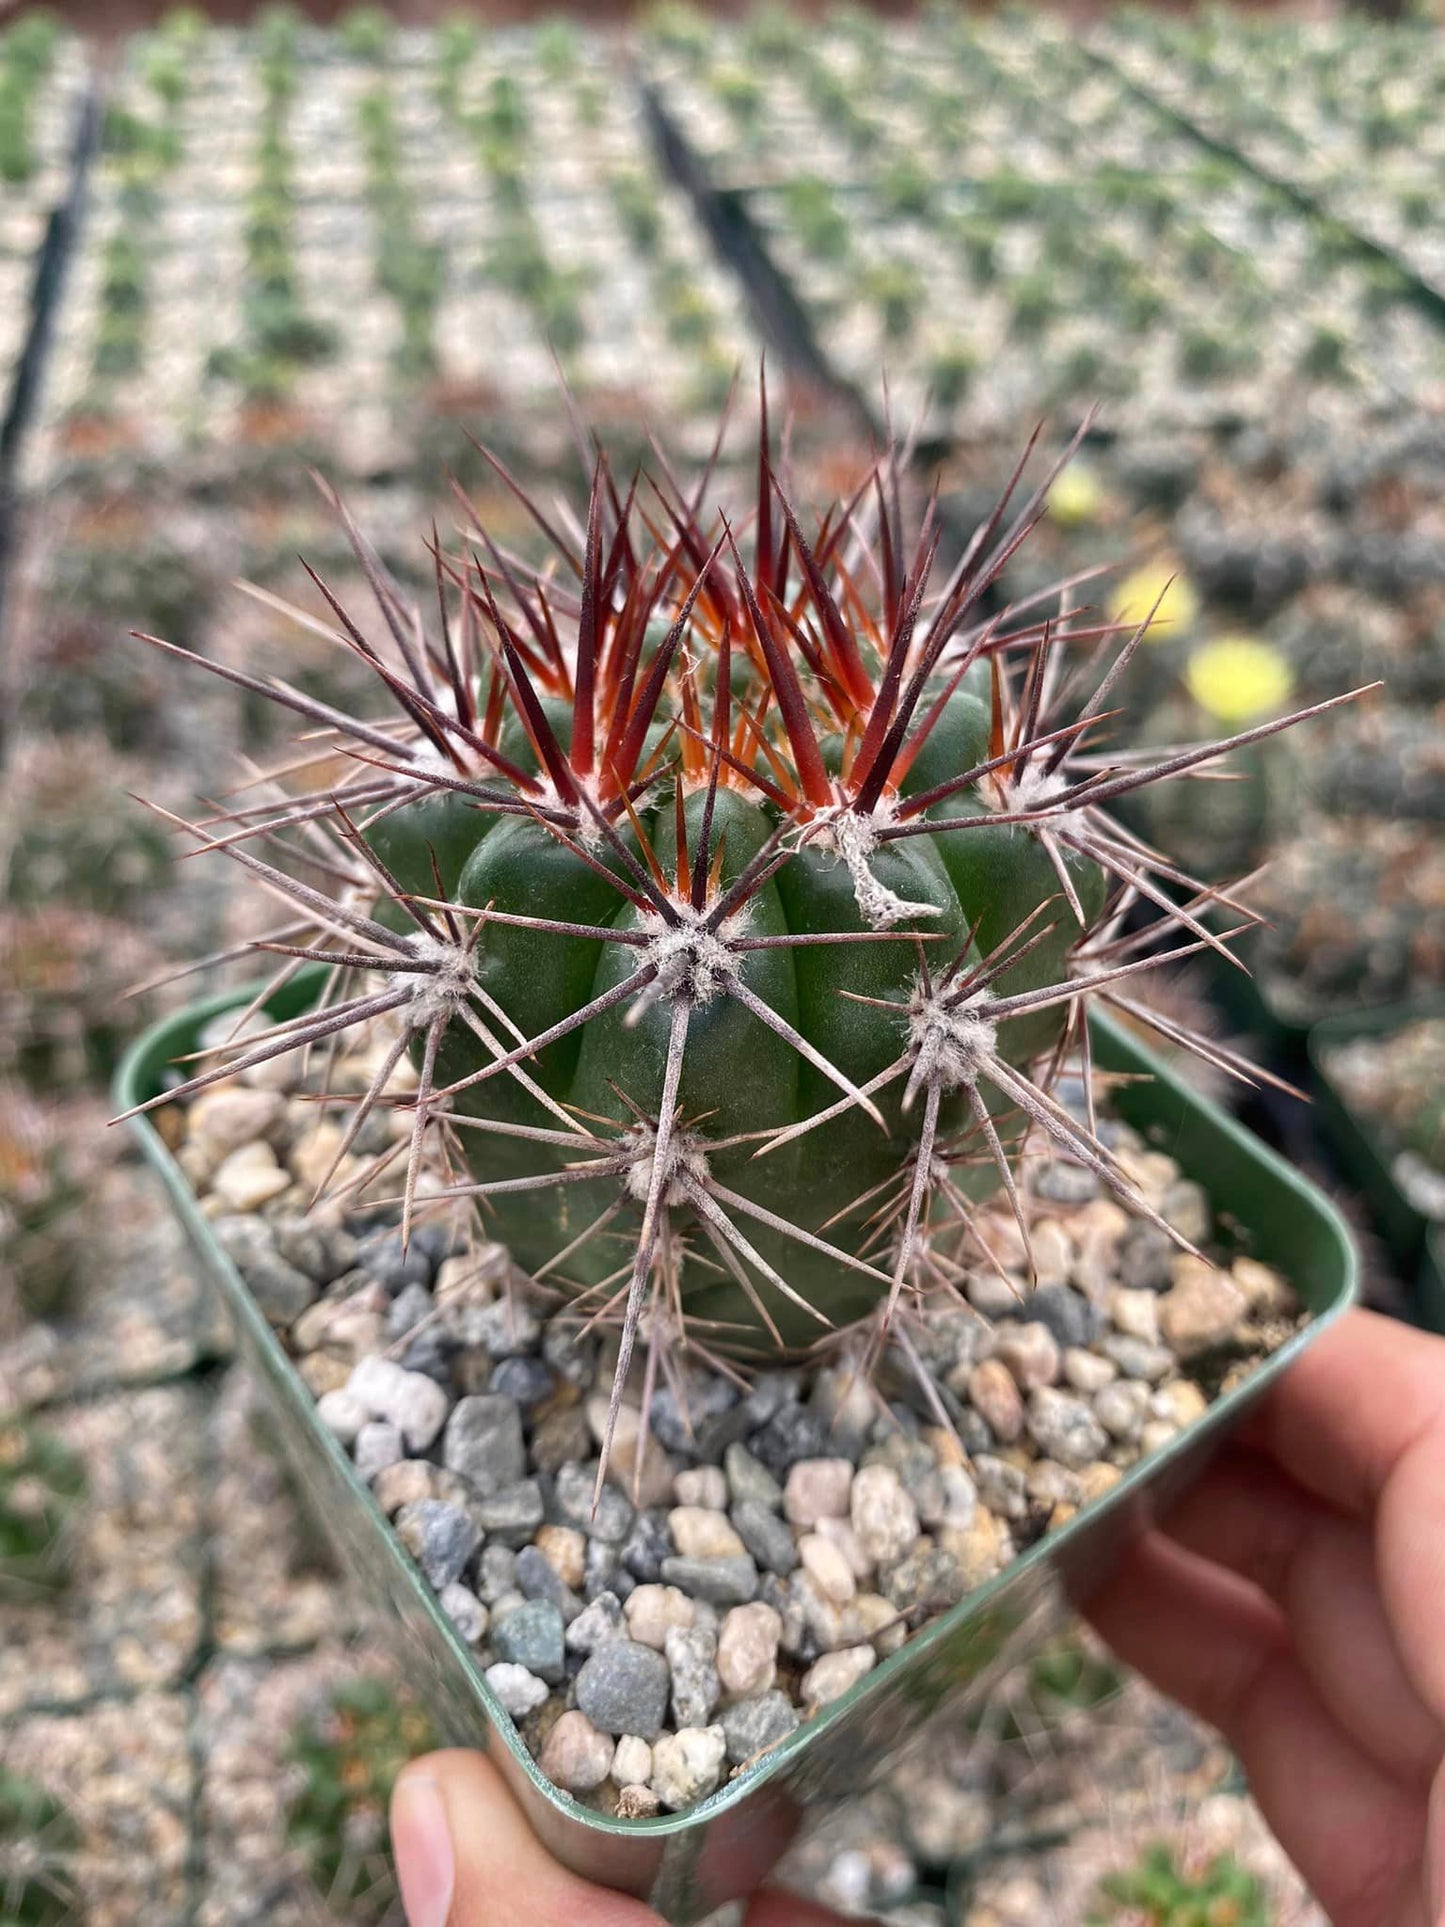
[389,1748,849,1927]
[1086,1306,1445,1927]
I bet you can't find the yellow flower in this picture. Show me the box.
[1185,636,1295,726]
[1109,563,1199,639]
[1048,466,1104,528]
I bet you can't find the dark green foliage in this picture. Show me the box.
[286,1677,437,1924]
[0,1422,86,1603]
[1088,1841,1270,1925]
[0,1769,79,1926]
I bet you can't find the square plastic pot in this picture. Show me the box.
[117,978,1356,1925]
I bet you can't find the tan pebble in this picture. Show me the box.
[845,1592,905,1654]
[1159,1258,1248,1358]
[1109,1286,1160,1343]
[586,1400,677,1509]
[799,1532,857,1604]
[673,1466,728,1510]
[371,1459,442,1516]
[1025,1460,1081,1508]
[967,1358,1025,1443]
[937,1507,1007,1589]
[624,1584,695,1650]
[535,1524,586,1591]
[794,1571,848,1652]
[1062,1347,1116,1393]
[1153,1379,1208,1427]
[993,1322,1061,1390]
[211,1141,290,1212]
[716,1602,782,1698]
[782,1458,854,1528]
[669,1505,747,1561]
[616,1784,662,1819]
[1114,1147,1178,1206]
[1139,1418,1181,1455]
[539,1711,615,1793]
[288,1122,347,1192]
[1048,1501,1077,1530]
[1029,1218,1073,1286]
[923,1424,967,1469]
[814,1514,872,1578]
[800,1644,875,1709]
[297,1354,351,1397]
[1076,1461,1123,1505]
[189,1085,284,1159]
[1232,1256,1298,1316]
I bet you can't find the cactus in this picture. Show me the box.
[286,1676,436,1923]
[1087,1840,1269,1926]
[0,1768,79,1926]
[127,406,1361,1473]
[0,1420,86,1602]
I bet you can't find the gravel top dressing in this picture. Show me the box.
[161,1015,1307,1821]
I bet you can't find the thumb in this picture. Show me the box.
[390,1750,661,1927]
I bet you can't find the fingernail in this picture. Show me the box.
[391,1772,455,1927]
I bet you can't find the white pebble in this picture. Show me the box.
[783,1458,854,1528]
[611,1734,654,1788]
[625,1585,696,1650]
[211,1141,291,1211]
[354,1420,404,1480]
[669,1506,747,1561]
[440,1582,488,1645]
[316,1388,367,1447]
[849,1463,919,1567]
[485,1662,549,1719]
[716,1603,782,1698]
[650,1726,727,1809]
[801,1645,876,1709]
[799,1533,857,1604]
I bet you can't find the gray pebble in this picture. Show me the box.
[881,1543,967,1614]
[621,1510,672,1582]
[553,1461,634,1545]
[649,1373,738,1453]
[395,1500,481,1590]
[721,1691,800,1765]
[515,1543,583,1622]
[575,1640,672,1740]
[274,1216,359,1284]
[665,1624,721,1727]
[1118,1223,1175,1292]
[1025,1285,1105,1350]
[565,1590,625,1653]
[490,1355,555,1409]
[972,1454,1029,1521]
[398,1326,454,1387]
[731,1498,800,1575]
[1098,1333,1175,1381]
[530,1405,593,1474]
[354,1420,404,1481]
[485,1661,549,1719]
[358,1228,434,1296]
[493,1599,566,1684]
[750,1402,833,1475]
[584,1539,633,1602]
[660,1554,759,1607]
[476,1543,517,1603]
[724,1442,783,1511]
[1026,1388,1110,1470]
[385,1281,433,1340]
[464,1296,542,1358]
[1162,1179,1211,1246]
[1032,1160,1100,1204]
[215,1216,317,1322]
[443,1394,526,1496]
[474,1479,546,1545]
[542,1321,597,1388]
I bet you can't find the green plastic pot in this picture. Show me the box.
[1309,999,1445,1335]
[116,976,1356,1925]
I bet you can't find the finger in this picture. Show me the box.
[1242,1309,1445,1521]
[1161,1452,1442,1782]
[1378,1415,1445,1732]
[746,1890,858,1927]
[391,1751,660,1927]
[1087,1533,1428,1927]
